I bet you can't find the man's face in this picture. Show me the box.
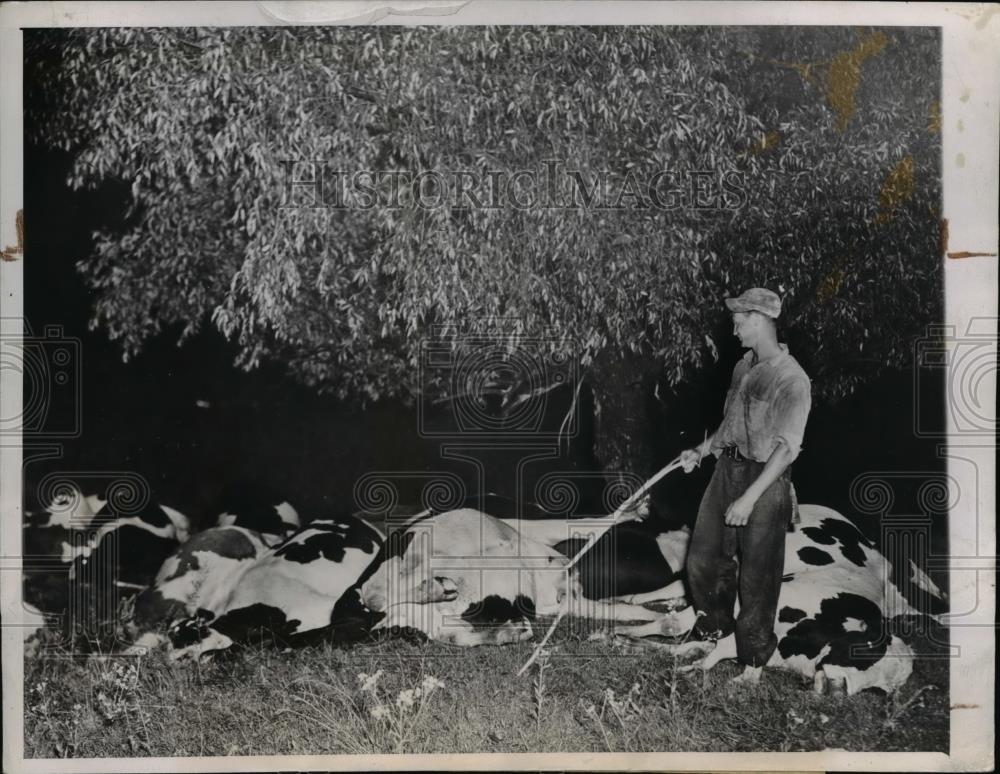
[732,311,759,348]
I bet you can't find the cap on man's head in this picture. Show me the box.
[725,287,782,318]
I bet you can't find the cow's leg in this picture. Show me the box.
[569,598,664,623]
[605,606,698,637]
[122,631,168,655]
[437,618,533,647]
[613,579,686,607]
[396,604,533,648]
[168,629,234,663]
[594,635,716,661]
[699,632,738,671]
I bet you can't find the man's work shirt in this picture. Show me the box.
[711,344,811,463]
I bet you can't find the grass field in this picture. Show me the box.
[24,620,949,758]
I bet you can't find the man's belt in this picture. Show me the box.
[721,446,750,462]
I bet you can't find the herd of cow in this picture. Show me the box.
[21,484,945,696]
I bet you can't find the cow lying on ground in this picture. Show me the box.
[65,502,191,590]
[23,487,107,613]
[350,507,690,647]
[23,485,191,646]
[127,500,305,651]
[602,504,938,695]
[386,492,689,608]
[162,515,383,660]
[120,494,934,698]
[140,505,680,657]
[494,508,689,607]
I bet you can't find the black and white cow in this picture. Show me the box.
[349,507,679,648]
[126,497,304,650]
[23,487,112,577]
[416,491,690,608]
[23,487,108,614]
[351,508,566,647]
[65,501,191,593]
[511,517,688,607]
[23,486,191,646]
[607,504,937,694]
[126,524,279,652]
[164,515,383,660]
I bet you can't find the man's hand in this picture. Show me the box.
[680,448,703,473]
[617,493,650,524]
[724,493,756,526]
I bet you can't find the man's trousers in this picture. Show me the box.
[685,455,792,667]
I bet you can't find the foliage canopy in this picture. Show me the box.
[27,26,942,406]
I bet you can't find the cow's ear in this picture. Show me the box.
[275,502,300,529]
[160,505,192,542]
[217,512,238,527]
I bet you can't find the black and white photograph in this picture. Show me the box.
[1,2,996,771]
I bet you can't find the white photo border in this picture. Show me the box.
[1,2,996,772]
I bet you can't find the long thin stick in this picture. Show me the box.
[516,454,686,677]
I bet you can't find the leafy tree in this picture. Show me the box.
[27,26,941,471]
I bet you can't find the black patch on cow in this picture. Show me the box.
[210,603,303,645]
[132,587,187,628]
[460,594,534,629]
[329,587,387,642]
[23,571,70,617]
[346,527,408,601]
[168,609,214,648]
[514,594,536,620]
[797,546,835,566]
[778,592,888,670]
[22,522,72,570]
[778,606,807,624]
[558,522,681,599]
[801,518,873,567]
[74,524,179,590]
[274,517,381,564]
[162,528,258,582]
[380,525,418,562]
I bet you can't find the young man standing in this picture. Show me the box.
[679,287,811,684]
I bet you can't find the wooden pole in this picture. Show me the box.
[516,454,687,677]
